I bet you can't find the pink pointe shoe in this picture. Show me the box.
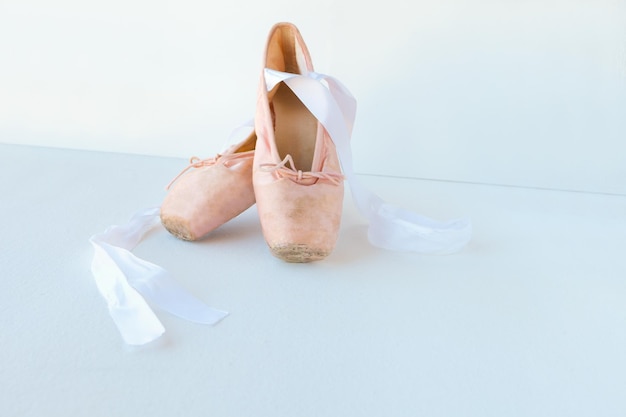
[253,22,345,262]
[160,132,256,241]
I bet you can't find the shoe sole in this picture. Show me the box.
[270,243,329,263]
[161,216,195,241]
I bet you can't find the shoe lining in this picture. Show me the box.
[272,83,317,172]
[267,26,300,74]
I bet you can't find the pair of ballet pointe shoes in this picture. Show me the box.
[160,22,344,263]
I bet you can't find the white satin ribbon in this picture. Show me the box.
[90,70,470,345]
[89,207,228,345]
[265,68,472,254]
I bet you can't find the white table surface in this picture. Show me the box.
[2,143,625,417]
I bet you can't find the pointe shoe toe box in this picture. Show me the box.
[254,177,343,262]
[161,159,255,240]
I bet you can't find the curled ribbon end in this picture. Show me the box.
[90,206,229,346]
[367,203,472,254]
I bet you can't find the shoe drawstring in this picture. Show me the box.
[166,150,254,190]
[259,154,344,185]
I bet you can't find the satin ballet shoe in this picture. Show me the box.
[160,132,256,241]
[253,22,344,262]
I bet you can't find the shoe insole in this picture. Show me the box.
[273,83,317,172]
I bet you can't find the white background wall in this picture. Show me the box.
[1,0,625,194]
